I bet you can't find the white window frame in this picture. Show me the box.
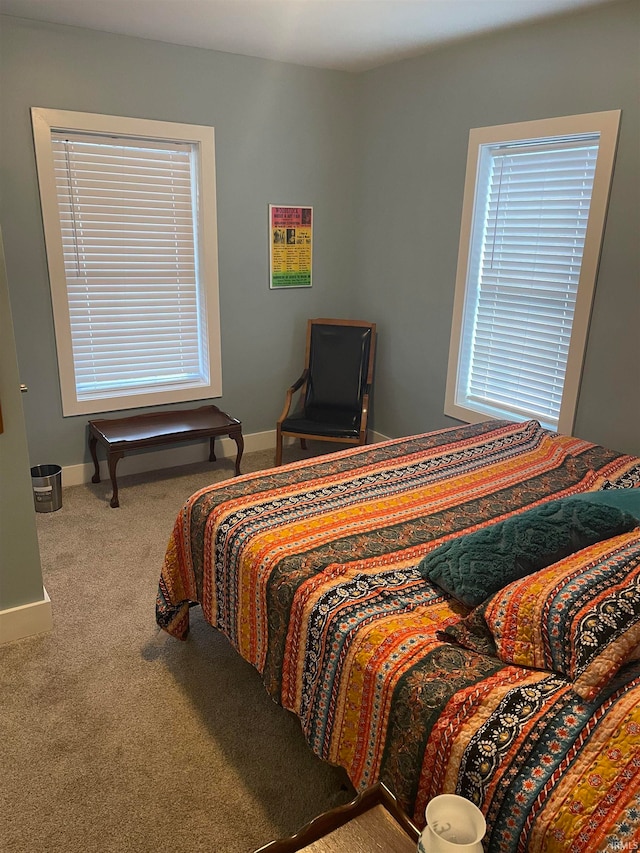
[31,107,222,416]
[445,110,620,434]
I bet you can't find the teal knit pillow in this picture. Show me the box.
[417,498,638,608]
[571,488,640,520]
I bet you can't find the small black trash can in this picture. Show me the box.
[30,464,62,513]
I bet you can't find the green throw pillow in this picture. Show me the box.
[571,488,640,520]
[417,498,638,608]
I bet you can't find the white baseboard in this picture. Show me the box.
[369,430,392,445]
[62,428,391,487]
[0,587,52,644]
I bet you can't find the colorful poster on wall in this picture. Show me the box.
[269,204,313,289]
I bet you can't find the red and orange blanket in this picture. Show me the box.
[157,419,640,851]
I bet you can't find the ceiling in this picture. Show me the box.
[0,0,616,71]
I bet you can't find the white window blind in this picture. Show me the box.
[32,108,222,417]
[461,137,598,427]
[51,131,209,402]
[446,112,620,435]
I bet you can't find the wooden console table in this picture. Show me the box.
[88,405,243,508]
[254,783,419,853]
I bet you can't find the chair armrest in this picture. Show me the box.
[277,370,308,424]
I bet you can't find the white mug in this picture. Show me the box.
[417,794,486,852]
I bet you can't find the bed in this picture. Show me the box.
[156,419,640,851]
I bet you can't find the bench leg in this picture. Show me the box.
[231,429,244,476]
[89,434,101,483]
[107,450,125,508]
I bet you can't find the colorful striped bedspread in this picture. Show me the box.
[156,419,640,851]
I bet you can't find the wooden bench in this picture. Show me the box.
[88,405,243,507]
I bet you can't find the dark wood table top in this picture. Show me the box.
[89,405,241,445]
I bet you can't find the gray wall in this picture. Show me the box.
[1,0,638,483]
[0,16,358,468]
[0,232,44,610]
[354,0,640,454]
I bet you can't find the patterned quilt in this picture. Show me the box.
[156,419,640,851]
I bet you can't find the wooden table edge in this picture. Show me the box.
[253,782,420,852]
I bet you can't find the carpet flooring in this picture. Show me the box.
[1,447,354,853]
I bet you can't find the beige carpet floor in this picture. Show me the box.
[1,446,354,853]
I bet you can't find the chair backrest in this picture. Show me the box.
[304,319,375,414]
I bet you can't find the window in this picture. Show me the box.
[445,111,620,433]
[31,108,222,416]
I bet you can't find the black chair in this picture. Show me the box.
[275,318,376,466]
